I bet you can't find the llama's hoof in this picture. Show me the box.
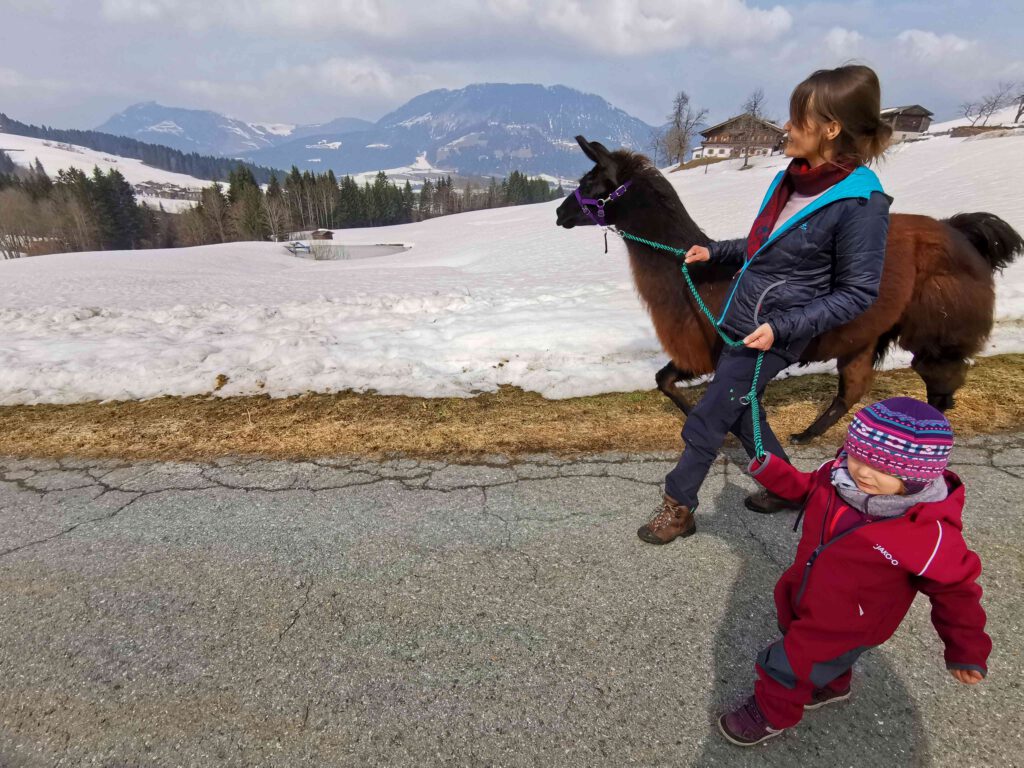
[789,431,817,445]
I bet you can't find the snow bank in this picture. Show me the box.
[1,133,1023,404]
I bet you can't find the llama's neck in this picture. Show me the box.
[616,177,711,254]
[614,181,731,320]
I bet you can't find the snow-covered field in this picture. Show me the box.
[0,131,213,190]
[1,132,1023,405]
[348,152,457,188]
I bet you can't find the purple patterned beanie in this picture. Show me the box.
[845,397,953,484]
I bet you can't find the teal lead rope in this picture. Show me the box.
[613,228,768,460]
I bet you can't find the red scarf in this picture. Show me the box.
[745,158,860,260]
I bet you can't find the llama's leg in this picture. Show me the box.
[911,354,968,411]
[656,362,696,415]
[791,345,876,443]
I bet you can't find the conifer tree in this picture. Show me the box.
[419,178,434,219]
[486,176,498,209]
[401,180,414,223]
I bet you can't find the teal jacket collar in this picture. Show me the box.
[713,166,888,326]
[752,165,888,255]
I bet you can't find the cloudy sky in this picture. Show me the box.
[1,0,1021,130]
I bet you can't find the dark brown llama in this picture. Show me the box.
[556,136,1024,442]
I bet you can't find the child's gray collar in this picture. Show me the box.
[831,456,948,517]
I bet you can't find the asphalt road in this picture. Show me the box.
[1,436,1021,767]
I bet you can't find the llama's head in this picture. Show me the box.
[556,135,658,229]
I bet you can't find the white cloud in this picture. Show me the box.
[896,29,973,63]
[824,26,863,57]
[179,79,265,103]
[538,0,792,55]
[268,57,441,101]
[176,57,445,122]
[99,0,792,55]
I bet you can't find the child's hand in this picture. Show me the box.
[744,323,775,351]
[684,245,710,263]
[950,669,984,685]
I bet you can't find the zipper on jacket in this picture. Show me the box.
[753,279,787,326]
[791,490,901,609]
[715,174,880,328]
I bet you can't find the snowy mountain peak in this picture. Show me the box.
[96,84,655,177]
[244,82,656,178]
[97,103,371,157]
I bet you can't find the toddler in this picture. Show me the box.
[719,397,991,746]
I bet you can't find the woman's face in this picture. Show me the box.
[846,454,906,496]
[783,112,840,166]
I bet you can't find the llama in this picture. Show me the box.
[555,136,1023,442]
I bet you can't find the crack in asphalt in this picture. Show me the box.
[0,488,163,560]
[1,438,1020,564]
[277,576,315,645]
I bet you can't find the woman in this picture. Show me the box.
[638,64,893,544]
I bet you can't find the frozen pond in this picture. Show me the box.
[286,242,413,260]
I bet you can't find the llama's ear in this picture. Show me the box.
[576,135,614,166]
[576,135,600,163]
[590,141,612,161]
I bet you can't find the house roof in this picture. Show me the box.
[880,105,934,117]
[700,113,785,138]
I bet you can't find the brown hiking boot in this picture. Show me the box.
[637,493,695,544]
[744,488,802,515]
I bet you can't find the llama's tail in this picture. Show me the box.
[944,212,1024,272]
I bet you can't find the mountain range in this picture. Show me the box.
[97,84,660,179]
[97,102,374,157]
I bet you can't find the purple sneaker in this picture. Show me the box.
[804,685,851,710]
[718,695,786,747]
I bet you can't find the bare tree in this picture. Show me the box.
[738,88,770,169]
[0,188,44,258]
[262,192,290,242]
[175,206,210,247]
[664,91,708,166]
[960,100,982,127]
[51,190,98,252]
[963,81,1018,128]
[200,183,229,243]
[978,81,1016,125]
[743,87,767,120]
[1016,85,1024,123]
[647,126,667,167]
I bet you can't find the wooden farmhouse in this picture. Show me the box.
[880,105,934,142]
[691,114,786,160]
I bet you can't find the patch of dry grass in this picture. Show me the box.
[2,355,1023,461]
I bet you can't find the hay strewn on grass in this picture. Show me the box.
[2,355,1023,461]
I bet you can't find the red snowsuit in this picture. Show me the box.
[747,452,991,728]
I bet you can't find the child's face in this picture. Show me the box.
[846,454,906,495]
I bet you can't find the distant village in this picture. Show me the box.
[687,99,1021,164]
[690,104,936,162]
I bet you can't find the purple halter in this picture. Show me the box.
[573,180,632,226]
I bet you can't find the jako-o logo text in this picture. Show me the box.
[873,544,899,566]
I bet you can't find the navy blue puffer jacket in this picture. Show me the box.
[707,166,891,361]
